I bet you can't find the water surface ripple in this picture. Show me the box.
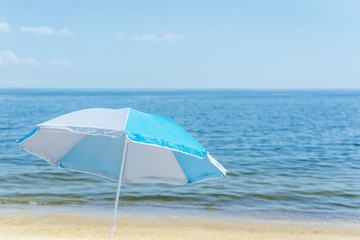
[0,89,359,221]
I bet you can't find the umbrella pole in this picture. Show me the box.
[110,137,128,240]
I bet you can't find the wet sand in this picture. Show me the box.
[0,211,359,240]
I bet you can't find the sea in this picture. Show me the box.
[0,89,359,223]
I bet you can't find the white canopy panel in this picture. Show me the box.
[19,129,86,165]
[38,108,130,138]
[123,141,188,185]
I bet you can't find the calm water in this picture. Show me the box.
[0,89,359,221]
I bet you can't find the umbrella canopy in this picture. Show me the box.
[17,108,228,239]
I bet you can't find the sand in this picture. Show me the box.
[0,211,359,240]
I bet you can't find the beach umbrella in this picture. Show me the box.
[17,108,228,240]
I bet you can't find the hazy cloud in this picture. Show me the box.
[0,22,10,32]
[116,33,125,38]
[133,33,184,42]
[161,33,185,41]
[59,29,75,36]
[21,26,55,35]
[0,51,39,65]
[50,59,70,66]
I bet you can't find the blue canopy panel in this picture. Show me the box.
[59,134,125,180]
[125,108,207,158]
[173,151,224,183]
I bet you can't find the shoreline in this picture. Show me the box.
[0,205,359,240]
[1,203,359,225]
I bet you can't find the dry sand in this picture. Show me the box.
[0,211,359,240]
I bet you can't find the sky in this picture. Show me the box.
[0,0,359,89]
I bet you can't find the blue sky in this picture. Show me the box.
[0,0,359,88]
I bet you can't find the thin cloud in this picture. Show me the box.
[161,33,184,41]
[21,26,55,35]
[116,33,125,38]
[50,59,70,66]
[133,34,157,41]
[0,22,10,32]
[0,51,39,65]
[133,33,184,42]
[59,29,75,36]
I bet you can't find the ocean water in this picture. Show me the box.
[0,89,359,222]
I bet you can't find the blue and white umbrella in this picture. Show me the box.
[17,108,228,239]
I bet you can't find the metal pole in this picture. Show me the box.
[109,136,128,240]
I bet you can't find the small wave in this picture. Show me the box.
[0,199,88,205]
[331,202,358,209]
[105,195,202,203]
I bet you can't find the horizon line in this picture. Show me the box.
[1,87,360,91]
